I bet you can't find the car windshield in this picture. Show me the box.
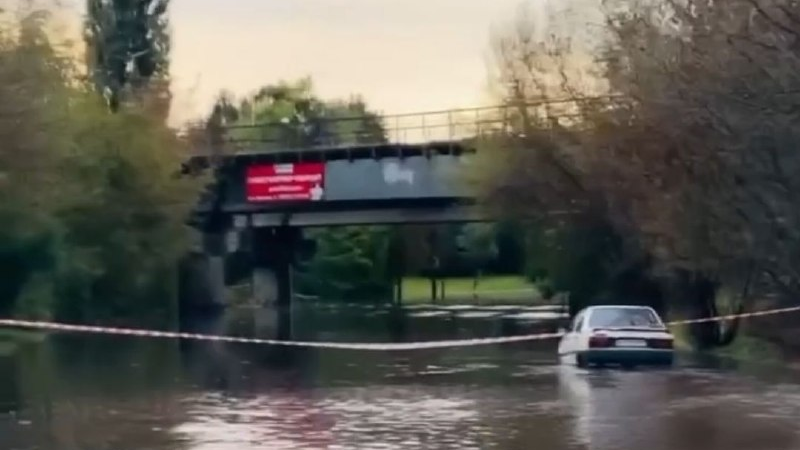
[588,307,662,329]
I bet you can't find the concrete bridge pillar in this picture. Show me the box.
[251,227,299,340]
[251,227,298,307]
[178,232,228,313]
[204,232,228,308]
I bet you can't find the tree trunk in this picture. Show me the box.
[394,276,403,306]
[686,279,720,350]
[675,270,743,350]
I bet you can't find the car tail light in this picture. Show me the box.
[648,338,673,349]
[589,334,614,348]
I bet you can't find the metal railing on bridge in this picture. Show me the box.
[182,96,615,158]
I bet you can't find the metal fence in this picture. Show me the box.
[182,97,608,157]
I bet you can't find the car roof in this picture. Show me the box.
[581,305,659,314]
[587,305,654,309]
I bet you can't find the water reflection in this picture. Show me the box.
[174,391,336,450]
[1,305,799,449]
[0,352,20,416]
[558,366,800,450]
[559,367,675,449]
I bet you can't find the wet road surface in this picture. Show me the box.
[1,305,799,450]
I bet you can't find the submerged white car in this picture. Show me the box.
[557,305,674,368]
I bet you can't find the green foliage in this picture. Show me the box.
[296,227,394,301]
[0,7,73,316]
[456,223,498,274]
[0,7,194,326]
[50,100,195,324]
[214,77,386,149]
[84,0,171,112]
[522,220,622,312]
[477,0,800,350]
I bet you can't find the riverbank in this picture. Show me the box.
[401,276,541,305]
[670,324,786,367]
[236,275,547,306]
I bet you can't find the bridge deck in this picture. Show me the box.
[181,100,594,230]
[234,203,486,228]
[179,98,594,174]
[181,140,475,174]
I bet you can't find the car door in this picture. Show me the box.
[558,310,586,356]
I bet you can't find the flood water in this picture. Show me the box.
[2,303,800,450]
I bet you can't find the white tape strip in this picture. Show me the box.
[667,305,800,325]
[0,318,563,351]
[0,304,798,351]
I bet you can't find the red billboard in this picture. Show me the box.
[246,162,325,202]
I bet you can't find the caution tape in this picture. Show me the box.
[0,304,798,351]
[0,318,563,351]
[666,305,800,325]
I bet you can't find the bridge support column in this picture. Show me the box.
[251,227,299,340]
[178,232,228,313]
[204,232,228,308]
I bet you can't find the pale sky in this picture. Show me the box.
[59,0,547,126]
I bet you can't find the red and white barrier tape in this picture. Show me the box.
[0,318,562,351]
[0,304,798,351]
[666,305,800,325]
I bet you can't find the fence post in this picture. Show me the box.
[448,111,454,141]
[475,108,481,137]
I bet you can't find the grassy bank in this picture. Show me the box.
[235,275,545,306]
[401,276,542,305]
[669,324,785,365]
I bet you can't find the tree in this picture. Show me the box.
[53,98,195,324]
[576,0,800,346]
[522,220,628,313]
[0,6,195,325]
[0,7,79,316]
[476,0,800,348]
[84,0,171,115]
[221,78,387,151]
[295,227,394,301]
[470,3,635,315]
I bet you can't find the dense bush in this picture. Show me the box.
[0,8,196,326]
